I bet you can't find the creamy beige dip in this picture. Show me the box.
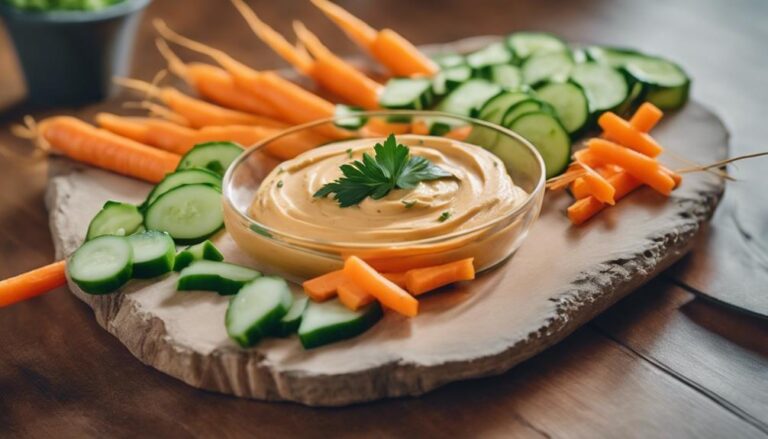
[248,135,527,244]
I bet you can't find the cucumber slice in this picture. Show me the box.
[273,294,309,337]
[173,240,224,271]
[507,111,571,178]
[466,42,514,77]
[478,91,531,124]
[334,104,368,130]
[535,81,590,134]
[585,46,645,69]
[489,64,522,90]
[570,62,628,114]
[85,201,143,241]
[623,56,690,110]
[298,299,383,349]
[432,65,472,96]
[522,51,574,86]
[432,53,465,69]
[177,260,261,295]
[379,78,434,110]
[501,98,554,127]
[436,79,502,117]
[144,183,223,244]
[506,32,568,60]
[127,230,175,278]
[144,168,222,208]
[226,276,293,347]
[176,141,244,176]
[67,235,133,295]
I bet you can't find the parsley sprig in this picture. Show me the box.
[314,134,452,207]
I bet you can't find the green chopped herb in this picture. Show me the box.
[402,200,417,208]
[345,148,353,158]
[438,211,452,222]
[276,180,284,188]
[314,134,452,207]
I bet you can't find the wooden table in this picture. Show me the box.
[1,0,766,437]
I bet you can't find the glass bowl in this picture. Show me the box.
[223,110,545,282]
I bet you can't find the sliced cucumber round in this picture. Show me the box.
[489,64,522,90]
[144,183,223,244]
[432,65,472,96]
[466,42,514,77]
[507,111,571,179]
[68,235,133,295]
[501,98,554,127]
[467,91,532,148]
[506,32,567,60]
[432,53,465,69]
[298,299,383,349]
[86,201,143,241]
[273,295,309,337]
[436,78,503,117]
[144,168,222,208]
[176,141,244,176]
[173,239,224,272]
[522,51,574,86]
[334,104,368,130]
[128,230,175,278]
[623,56,690,110]
[226,276,293,347]
[585,46,645,69]
[379,77,434,110]
[570,62,628,114]
[177,260,261,295]
[535,81,590,135]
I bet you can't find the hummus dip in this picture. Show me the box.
[249,135,527,244]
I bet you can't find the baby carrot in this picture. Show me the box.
[404,258,475,296]
[337,278,375,311]
[310,0,377,49]
[628,102,663,133]
[344,256,418,317]
[598,111,663,157]
[586,138,675,196]
[41,116,179,183]
[303,269,344,301]
[0,261,67,308]
[573,150,616,205]
[97,113,196,155]
[382,272,407,289]
[567,173,642,225]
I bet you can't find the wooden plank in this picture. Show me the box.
[593,279,768,432]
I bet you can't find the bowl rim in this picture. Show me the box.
[222,110,546,250]
[0,0,150,23]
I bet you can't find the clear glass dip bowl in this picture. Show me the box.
[223,111,545,282]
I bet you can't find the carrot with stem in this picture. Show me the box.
[0,261,67,308]
[156,38,282,118]
[311,0,438,76]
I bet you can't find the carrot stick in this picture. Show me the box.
[310,0,377,49]
[97,113,197,155]
[598,111,663,157]
[573,151,616,205]
[344,256,418,317]
[370,29,438,77]
[230,0,314,75]
[94,113,150,144]
[302,269,344,301]
[628,102,663,133]
[404,258,475,296]
[571,165,622,199]
[382,272,407,289]
[586,138,675,196]
[293,21,383,110]
[567,173,642,225]
[41,117,179,183]
[0,261,67,308]
[337,278,375,311]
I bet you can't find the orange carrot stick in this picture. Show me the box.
[344,256,418,317]
[571,164,622,199]
[598,111,663,157]
[586,138,675,196]
[382,272,407,289]
[302,269,344,302]
[628,102,663,133]
[96,113,197,155]
[567,172,642,225]
[293,21,383,110]
[41,117,179,183]
[404,258,475,296]
[337,278,375,311]
[310,0,377,49]
[370,29,438,77]
[573,151,616,205]
[0,261,67,308]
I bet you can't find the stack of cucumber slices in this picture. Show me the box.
[378,31,690,178]
[67,139,383,349]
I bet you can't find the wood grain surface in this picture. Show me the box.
[1,0,766,437]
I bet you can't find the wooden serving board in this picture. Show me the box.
[45,37,728,406]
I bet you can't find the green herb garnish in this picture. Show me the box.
[276,180,284,188]
[314,134,452,207]
[438,211,452,222]
[345,148,353,158]
[402,200,417,209]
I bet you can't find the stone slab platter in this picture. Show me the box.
[45,36,728,406]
